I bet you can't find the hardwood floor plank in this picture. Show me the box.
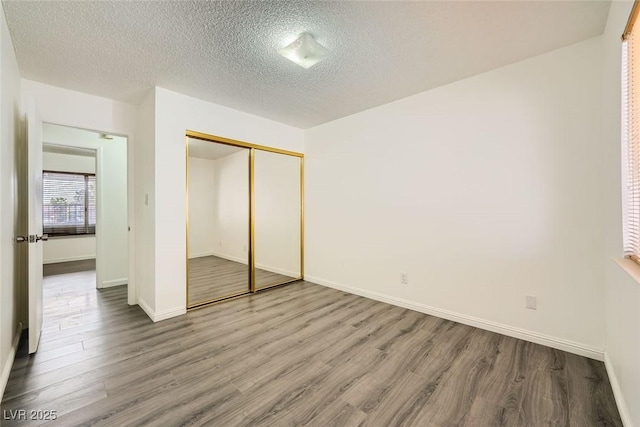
[565,353,623,426]
[188,255,299,306]
[47,374,185,427]
[5,382,107,427]
[278,347,388,426]
[302,400,367,427]
[43,259,95,277]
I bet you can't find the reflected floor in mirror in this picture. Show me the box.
[255,268,298,290]
[188,256,249,305]
[188,255,298,306]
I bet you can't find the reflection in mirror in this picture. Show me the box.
[187,138,250,306]
[254,150,302,290]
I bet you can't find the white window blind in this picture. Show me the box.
[43,171,96,236]
[623,4,640,262]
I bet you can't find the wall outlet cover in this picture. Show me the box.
[526,295,537,310]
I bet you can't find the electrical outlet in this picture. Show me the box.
[401,273,408,284]
[526,295,537,310]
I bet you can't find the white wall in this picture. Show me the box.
[21,80,138,303]
[601,1,640,425]
[42,151,96,264]
[135,90,155,315]
[187,156,216,258]
[44,151,94,174]
[150,87,304,319]
[212,150,249,263]
[188,149,300,279]
[254,150,301,278]
[188,152,250,264]
[305,37,605,359]
[0,3,22,400]
[42,124,128,287]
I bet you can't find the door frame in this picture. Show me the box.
[41,123,136,305]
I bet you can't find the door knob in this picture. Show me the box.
[15,236,27,243]
[36,234,48,242]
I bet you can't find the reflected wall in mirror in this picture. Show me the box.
[187,138,250,307]
[254,150,302,290]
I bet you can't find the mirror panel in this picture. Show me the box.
[187,138,250,307]
[254,150,302,290]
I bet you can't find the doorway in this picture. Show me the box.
[40,124,129,296]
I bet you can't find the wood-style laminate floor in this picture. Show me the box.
[43,258,95,277]
[2,265,622,426]
[188,255,297,306]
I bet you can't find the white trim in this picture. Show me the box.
[95,146,104,291]
[614,257,640,287]
[43,255,95,265]
[604,352,633,427]
[188,251,216,259]
[153,307,186,322]
[100,278,128,288]
[255,263,299,279]
[137,297,155,321]
[1,323,23,401]
[210,251,248,265]
[126,130,135,306]
[137,298,185,323]
[305,276,605,361]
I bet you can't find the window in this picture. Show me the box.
[43,171,96,237]
[623,2,640,263]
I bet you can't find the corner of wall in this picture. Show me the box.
[137,297,185,323]
[134,88,157,313]
[604,352,634,427]
[0,324,22,401]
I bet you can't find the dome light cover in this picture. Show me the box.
[278,32,329,69]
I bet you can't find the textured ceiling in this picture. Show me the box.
[3,1,611,128]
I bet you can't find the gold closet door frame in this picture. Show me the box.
[185,135,252,309]
[252,150,304,291]
[185,130,304,310]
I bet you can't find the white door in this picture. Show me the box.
[26,100,44,354]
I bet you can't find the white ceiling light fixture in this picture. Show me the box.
[278,32,329,69]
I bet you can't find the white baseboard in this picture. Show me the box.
[305,275,605,361]
[255,263,299,279]
[100,278,128,288]
[137,297,155,321]
[188,251,216,259]
[1,323,23,401]
[137,298,185,323]
[43,255,95,265]
[189,251,248,265]
[604,352,633,427]
[154,306,186,322]
[210,251,248,265]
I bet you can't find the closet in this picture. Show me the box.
[185,131,303,308]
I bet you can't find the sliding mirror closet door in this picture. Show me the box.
[254,149,302,290]
[187,138,250,307]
